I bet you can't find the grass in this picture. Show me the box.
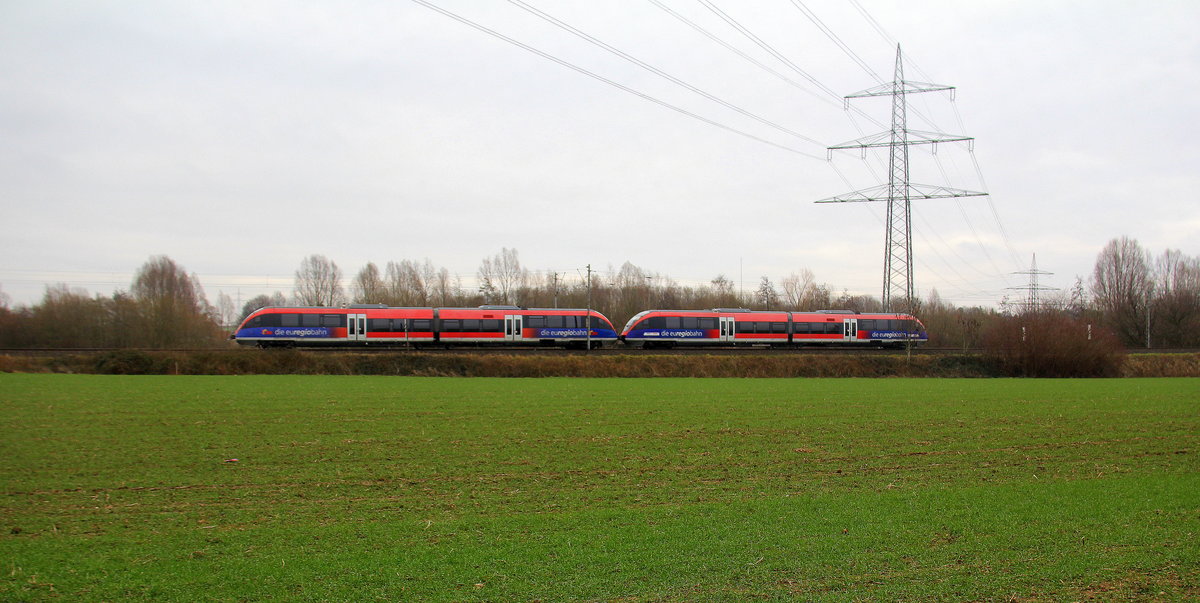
[1,375,1197,600]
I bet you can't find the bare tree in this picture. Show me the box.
[1153,249,1200,346]
[385,260,427,306]
[132,255,219,347]
[756,276,779,309]
[352,262,387,304]
[293,254,345,307]
[419,259,439,304]
[431,266,458,306]
[1091,237,1153,346]
[215,291,237,328]
[708,274,737,308]
[781,269,826,309]
[476,248,527,305]
[32,284,108,347]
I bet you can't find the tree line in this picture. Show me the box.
[1,238,1196,348]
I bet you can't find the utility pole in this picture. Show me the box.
[585,264,592,351]
[1145,288,1151,349]
[1007,253,1057,313]
[816,45,986,313]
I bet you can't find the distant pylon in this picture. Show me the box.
[816,45,986,312]
[1008,253,1057,312]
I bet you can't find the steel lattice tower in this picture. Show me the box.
[817,45,986,312]
[1007,253,1057,312]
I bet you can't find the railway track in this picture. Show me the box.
[3,347,1197,357]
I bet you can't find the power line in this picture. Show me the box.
[848,0,895,48]
[698,0,843,101]
[507,0,825,147]
[787,0,883,84]
[410,0,827,159]
[967,149,1024,269]
[646,0,842,111]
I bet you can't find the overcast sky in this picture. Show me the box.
[2,0,1197,309]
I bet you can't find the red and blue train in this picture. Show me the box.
[232,305,617,348]
[619,308,927,348]
[232,305,926,349]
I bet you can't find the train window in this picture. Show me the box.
[301,314,320,327]
[699,318,718,330]
[481,319,502,332]
[665,317,681,329]
[411,319,431,332]
[562,315,578,328]
[858,319,876,331]
[681,317,699,329]
[648,317,666,329]
[369,318,390,331]
[547,315,565,328]
[526,316,546,328]
[442,319,461,332]
[281,314,300,327]
[589,316,612,330]
[826,323,842,334]
[243,316,262,329]
[463,319,480,331]
[772,322,787,333]
[321,314,344,328]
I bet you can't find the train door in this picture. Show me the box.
[504,315,524,342]
[719,316,736,343]
[843,318,858,342]
[347,313,368,342]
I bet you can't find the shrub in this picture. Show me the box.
[982,311,1125,377]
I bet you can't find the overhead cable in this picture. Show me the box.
[507,0,826,147]
[647,0,840,109]
[788,0,883,84]
[411,0,827,159]
[698,0,842,101]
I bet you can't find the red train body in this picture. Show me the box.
[232,305,618,348]
[620,308,927,348]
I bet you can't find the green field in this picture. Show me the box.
[1,375,1197,601]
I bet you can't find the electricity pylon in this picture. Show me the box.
[1007,253,1057,312]
[816,45,986,312]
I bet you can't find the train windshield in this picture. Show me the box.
[622,311,650,333]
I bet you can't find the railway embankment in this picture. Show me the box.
[1,349,1196,377]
